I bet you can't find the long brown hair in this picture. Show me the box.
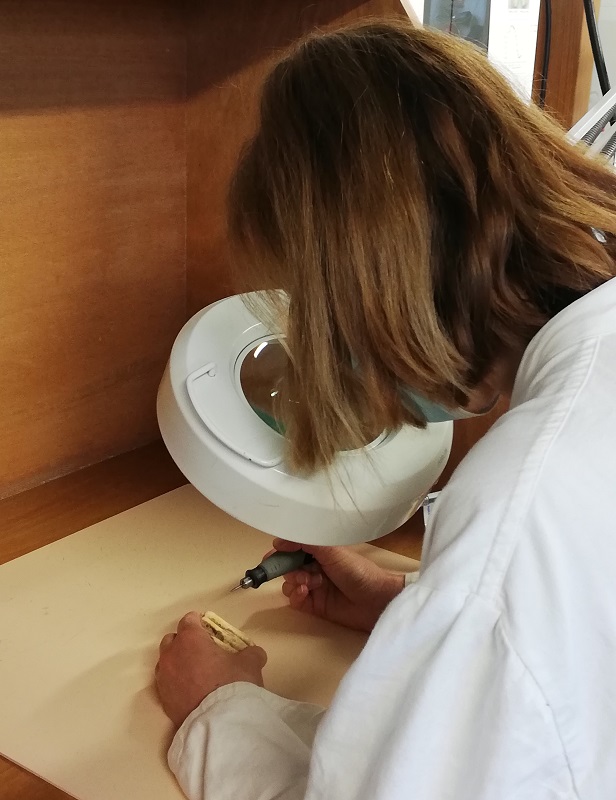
[229,18,616,472]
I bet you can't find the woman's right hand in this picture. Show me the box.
[269,539,406,633]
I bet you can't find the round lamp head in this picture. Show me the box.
[157,293,452,545]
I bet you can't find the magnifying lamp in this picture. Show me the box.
[157,292,452,545]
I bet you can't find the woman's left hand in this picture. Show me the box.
[155,611,268,728]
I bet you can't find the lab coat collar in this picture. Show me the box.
[512,276,616,405]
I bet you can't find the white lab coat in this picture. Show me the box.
[169,278,616,800]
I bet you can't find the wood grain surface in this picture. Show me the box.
[0,1,187,498]
[533,0,599,127]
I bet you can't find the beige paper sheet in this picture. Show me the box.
[0,485,418,800]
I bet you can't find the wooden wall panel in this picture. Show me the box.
[185,0,407,314]
[534,0,599,127]
[0,1,187,498]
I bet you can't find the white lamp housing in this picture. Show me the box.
[157,293,452,546]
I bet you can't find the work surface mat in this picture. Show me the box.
[0,485,418,800]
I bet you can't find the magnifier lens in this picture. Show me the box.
[239,340,290,435]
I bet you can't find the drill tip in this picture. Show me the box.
[230,576,254,592]
[230,584,242,593]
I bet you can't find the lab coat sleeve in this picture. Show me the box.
[305,584,573,800]
[168,682,325,800]
[404,570,420,586]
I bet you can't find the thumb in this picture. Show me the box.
[177,611,203,633]
[239,644,268,671]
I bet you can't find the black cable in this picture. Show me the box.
[583,0,611,96]
[538,0,552,108]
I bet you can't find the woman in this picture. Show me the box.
[156,19,616,799]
